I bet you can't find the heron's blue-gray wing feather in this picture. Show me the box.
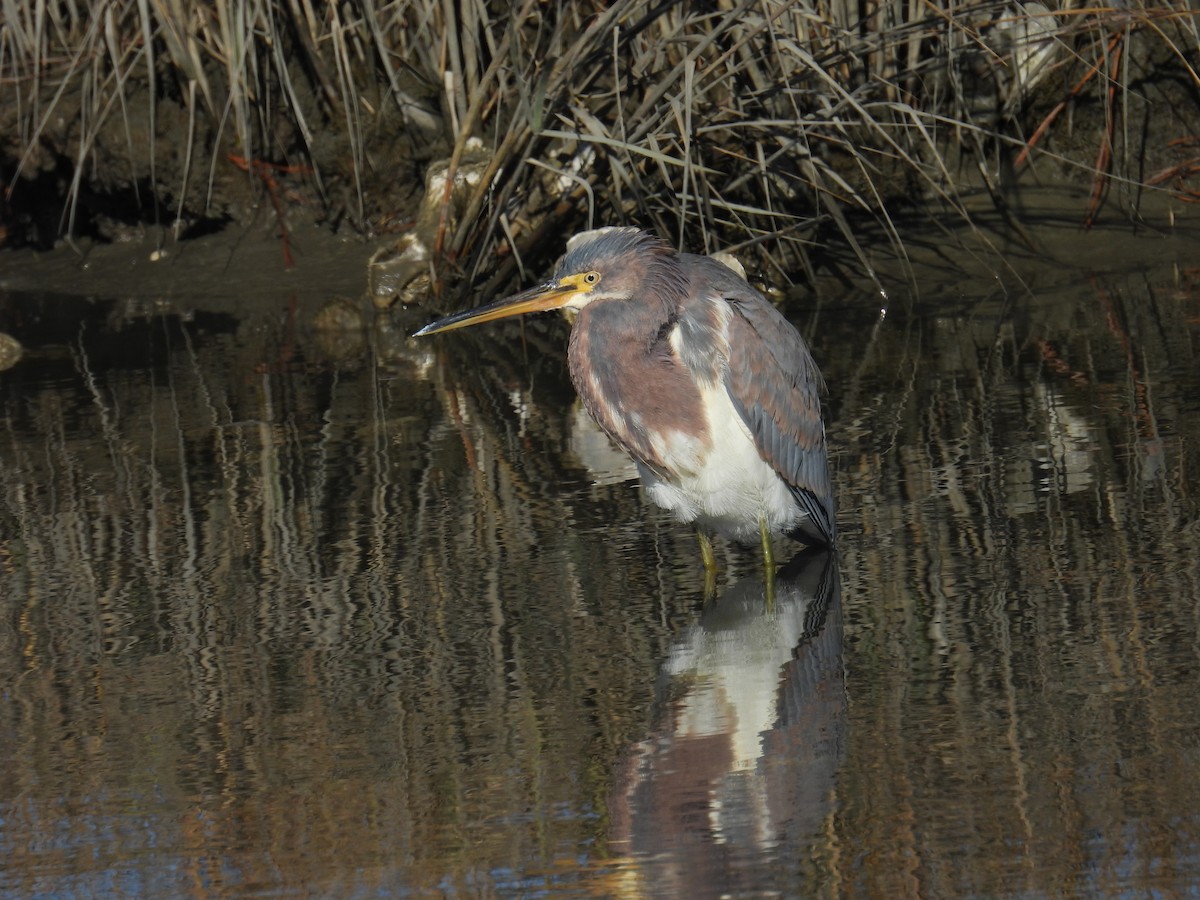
[715,278,836,546]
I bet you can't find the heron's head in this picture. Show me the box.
[413,227,683,337]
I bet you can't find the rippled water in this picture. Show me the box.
[2,213,1199,896]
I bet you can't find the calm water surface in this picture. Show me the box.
[1,216,1199,897]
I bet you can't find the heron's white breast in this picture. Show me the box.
[642,380,804,543]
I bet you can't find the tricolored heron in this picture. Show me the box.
[414,226,836,575]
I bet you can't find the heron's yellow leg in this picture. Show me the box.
[698,530,717,571]
[697,530,718,600]
[760,517,776,609]
[758,517,777,571]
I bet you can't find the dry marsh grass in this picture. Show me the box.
[1,0,1197,286]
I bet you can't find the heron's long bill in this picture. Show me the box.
[413,282,576,336]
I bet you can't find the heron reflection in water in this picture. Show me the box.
[414,227,836,577]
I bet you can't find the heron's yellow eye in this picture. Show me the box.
[583,271,601,285]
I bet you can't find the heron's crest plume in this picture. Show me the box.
[559,227,686,315]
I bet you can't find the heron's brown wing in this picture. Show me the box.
[720,290,836,547]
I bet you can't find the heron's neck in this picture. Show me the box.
[567,299,706,471]
[570,298,673,362]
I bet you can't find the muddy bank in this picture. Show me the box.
[0,222,376,313]
[2,181,1193,310]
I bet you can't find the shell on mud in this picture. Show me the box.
[0,332,22,371]
[369,138,491,308]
